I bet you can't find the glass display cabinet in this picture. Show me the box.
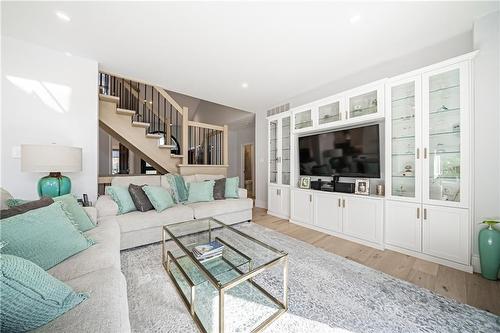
[293,109,312,130]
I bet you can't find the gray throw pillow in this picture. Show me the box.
[128,184,154,212]
[0,197,54,219]
[213,178,226,200]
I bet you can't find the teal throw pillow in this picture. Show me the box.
[54,194,95,232]
[143,186,175,212]
[0,202,95,270]
[0,254,87,332]
[6,198,31,208]
[187,181,215,203]
[105,186,137,214]
[225,177,240,198]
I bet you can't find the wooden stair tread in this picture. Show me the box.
[146,133,162,139]
[159,145,174,149]
[171,154,183,158]
[116,108,136,116]
[99,94,120,103]
[132,121,150,128]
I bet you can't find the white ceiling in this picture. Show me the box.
[2,2,498,112]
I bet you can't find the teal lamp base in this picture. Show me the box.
[37,172,71,198]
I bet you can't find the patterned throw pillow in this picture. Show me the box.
[128,184,154,212]
[143,186,175,212]
[0,254,88,332]
[105,186,137,214]
[0,202,94,270]
[225,177,240,198]
[53,194,95,232]
[6,198,31,208]
[213,178,226,200]
[187,181,215,203]
[164,174,188,203]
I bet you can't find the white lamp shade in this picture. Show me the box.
[21,144,82,173]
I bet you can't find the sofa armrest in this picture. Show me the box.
[82,206,97,225]
[95,195,119,218]
[238,188,247,199]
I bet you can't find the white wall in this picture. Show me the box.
[255,32,473,208]
[1,37,99,201]
[472,11,500,258]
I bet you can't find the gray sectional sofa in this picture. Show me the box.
[35,174,253,332]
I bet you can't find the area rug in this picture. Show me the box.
[121,222,499,333]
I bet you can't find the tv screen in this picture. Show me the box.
[298,124,380,178]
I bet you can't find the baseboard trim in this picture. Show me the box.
[471,255,481,273]
[289,219,384,251]
[267,211,289,220]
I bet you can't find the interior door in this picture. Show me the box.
[422,62,469,208]
[422,205,469,264]
[314,192,343,232]
[386,76,422,202]
[385,200,422,252]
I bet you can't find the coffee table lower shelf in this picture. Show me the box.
[162,243,288,332]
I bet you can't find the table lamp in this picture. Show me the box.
[21,144,82,198]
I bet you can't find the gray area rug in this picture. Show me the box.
[121,222,499,333]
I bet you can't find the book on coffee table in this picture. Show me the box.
[192,240,224,261]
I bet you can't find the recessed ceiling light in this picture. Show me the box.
[241,82,249,88]
[350,14,361,24]
[64,52,72,57]
[56,11,71,22]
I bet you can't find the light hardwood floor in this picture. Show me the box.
[252,207,500,316]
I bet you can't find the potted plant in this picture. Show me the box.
[478,219,500,280]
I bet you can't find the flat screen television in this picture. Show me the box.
[298,124,380,178]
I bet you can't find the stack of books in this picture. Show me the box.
[192,240,224,262]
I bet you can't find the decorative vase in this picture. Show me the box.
[38,172,71,198]
[478,221,500,281]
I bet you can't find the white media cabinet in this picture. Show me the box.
[267,51,478,272]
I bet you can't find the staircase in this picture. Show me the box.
[98,73,229,176]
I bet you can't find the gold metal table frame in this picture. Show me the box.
[162,218,289,333]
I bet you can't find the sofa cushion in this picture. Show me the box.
[34,268,130,333]
[54,194,95,232]
[106,186,137,214]
[0,197,54,219]
[187,198,253,219]
[187,180,215,203]
[128,184,154,212]
[115,204,194,234]
[95,195,119,218]
[0,202,94,270]
[143,186,175,212]
[225,177,240,198]
[48,217,121,281]
[1,254,87,333]
[213,178,226,200]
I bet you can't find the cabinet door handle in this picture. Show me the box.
[424,148,427,159]
[342,198,345,208]
[416,148,420,159]
[338,198,341,207]
[309,194,312,202]
[423,208,427,220]
[417,207,420,219]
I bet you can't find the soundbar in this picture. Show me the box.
[334,182,355,194]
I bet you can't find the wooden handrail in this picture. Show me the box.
[154,86,184,116]
[187,121,225,131]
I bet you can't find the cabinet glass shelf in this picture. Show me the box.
[318,101,341,125]
[429,84,459,94]
[349,90,378,119]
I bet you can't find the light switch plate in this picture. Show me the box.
[12,146,21,159]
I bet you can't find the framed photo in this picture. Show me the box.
[355,178,370,195]
[299,176,311,189]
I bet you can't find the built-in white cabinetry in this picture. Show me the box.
[385,55,474,270]
[290,189,313,224]
[291,80,385,133]
[291,189,384,248]
[342,195,383,244]
[313,192,342,232]
[267,112,291,218]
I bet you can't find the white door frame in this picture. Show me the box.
[240,142,255,196]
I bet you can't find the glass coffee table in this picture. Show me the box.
[162,218,288,333]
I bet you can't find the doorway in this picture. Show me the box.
[241,143,254,198]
